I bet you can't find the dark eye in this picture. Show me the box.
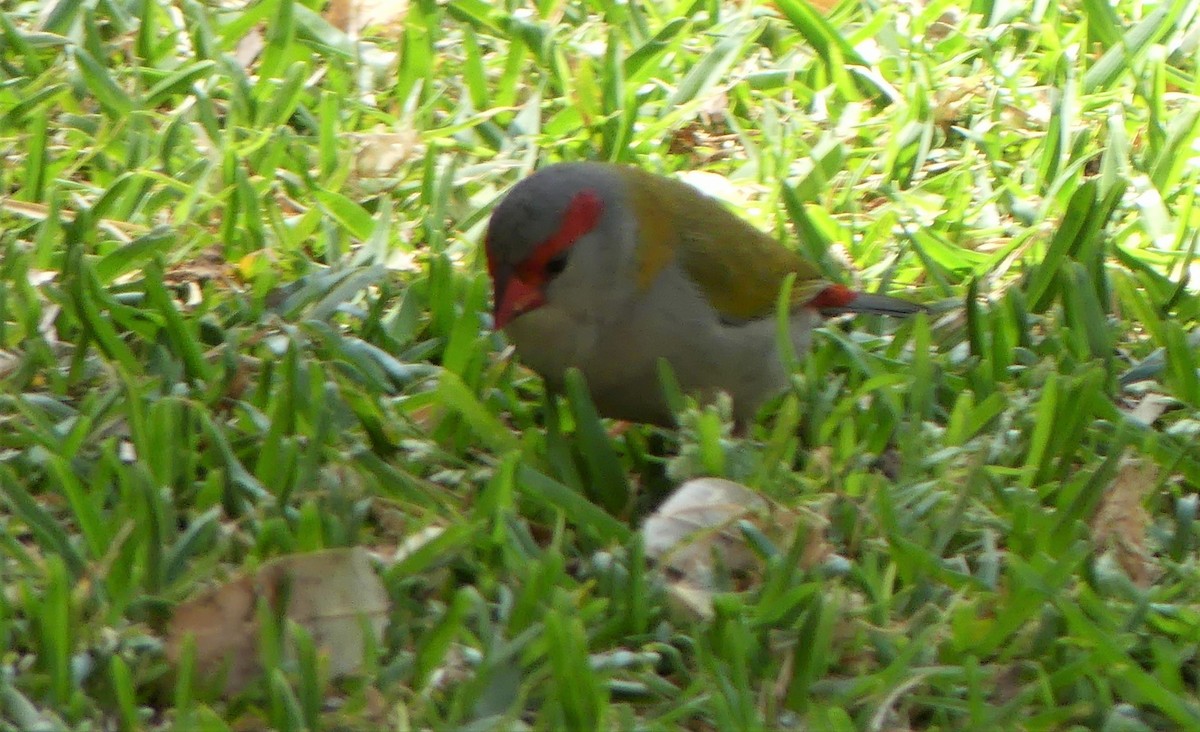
[544,253,569,278]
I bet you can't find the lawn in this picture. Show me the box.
[2,0,1200,729]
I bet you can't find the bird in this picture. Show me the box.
[483,161,923,426]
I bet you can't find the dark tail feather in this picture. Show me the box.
[820,292,925,317]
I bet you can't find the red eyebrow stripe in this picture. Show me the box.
[518,190,604,278]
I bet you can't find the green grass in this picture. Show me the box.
[2,0,1200,728]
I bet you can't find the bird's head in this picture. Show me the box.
[484,163,640,329]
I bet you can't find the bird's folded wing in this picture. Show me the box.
[621,167,827,321]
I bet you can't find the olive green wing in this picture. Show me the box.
[621,167,826,321]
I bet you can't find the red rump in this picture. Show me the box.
[808,284,858,309]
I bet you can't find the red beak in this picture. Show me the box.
[493,274,544,329]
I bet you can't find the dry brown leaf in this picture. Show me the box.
[166,548,389,696]
[664,580,718,622]
[1090,457,1158,588]
[642,477,771,584]
[352,128,422,178]
[233,29,265,68]
[932,78,984,129]
[326,0,409,34]
[162,245,239,290]
[643,478,828,619]
[166,571,261,694]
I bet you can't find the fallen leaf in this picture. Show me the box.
[932,78,984,129]
[166,547,389,695]
[352,128,422,178]
[233,28,265,68]
[163,245,239,290]
[643,477,828,619]
[1120,392,1176,425]
[664,581,717,622]
[1090,457,1158,588]
[326,0,409,34]
[642,477,771,584]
